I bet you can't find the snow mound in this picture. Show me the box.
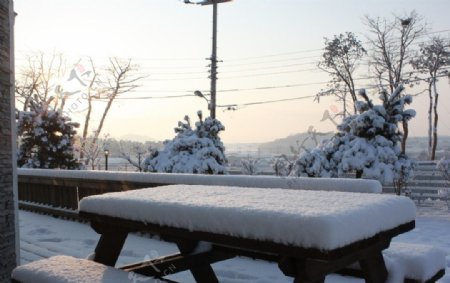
[12,255,162,283]
[384,242,446,282]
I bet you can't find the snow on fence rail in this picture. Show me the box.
[18,168,381,216]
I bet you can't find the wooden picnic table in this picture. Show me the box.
[79,185,416,283]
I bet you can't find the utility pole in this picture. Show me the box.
[184,0,232,119]
[210,2,218,119]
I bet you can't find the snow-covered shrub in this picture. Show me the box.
[293,86,415,186]
[17,101,81,169]
[272,155,294,176]
[291,147,331,178]
[241,158,261,175]
[145,111,227,174]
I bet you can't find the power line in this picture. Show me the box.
[231,95,318,107]
[224,48,323,62]
[221,28,450,63]
[220,68,320,79]
[103,94,194,100]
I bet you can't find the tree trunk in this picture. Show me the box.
[0,0,18,280]
[431,79,439,160]
[401,121,409,155]
[427,81,433,159]
[79,59,97,162]
[355,170,363,179]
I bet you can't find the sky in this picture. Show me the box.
[13,0,450,144]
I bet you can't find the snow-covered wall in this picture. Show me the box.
[18,169,382,193]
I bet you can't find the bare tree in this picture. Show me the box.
[364,11,426,153]
[411,37,450,160]
[78,58,102,161]
[15,54,144,167]
[81,134,110,170]
[120,143,151,172]
[318,32,367,116]
[241,157,261,175]
[81,58,144,166]
[15,52,67,111]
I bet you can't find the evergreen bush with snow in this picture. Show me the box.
[292,86,415,185]
[17,101,81,169]
[145,111,227,174]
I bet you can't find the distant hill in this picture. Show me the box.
[258,130,334,155]
[405,136,450,160]
[119,134,155,142]
[255,134,450,158]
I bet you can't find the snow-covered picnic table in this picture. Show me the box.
[79,185,416,283]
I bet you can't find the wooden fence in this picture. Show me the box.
[18,171,166,218]
[18,168,385,218]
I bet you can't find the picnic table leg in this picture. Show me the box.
[278,257,325,283]
[91,222,129,267]
[359,250,388,283]
[293,276,325,283]
[176,241,219,283]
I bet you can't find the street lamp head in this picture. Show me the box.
[194,90,204,98]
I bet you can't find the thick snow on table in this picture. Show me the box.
[79,185,415,250]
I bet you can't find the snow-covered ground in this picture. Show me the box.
[19,201,450,283]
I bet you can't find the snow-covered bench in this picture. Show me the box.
[11,255,166,283]
[79,185,415,283]
[340,242,446,282]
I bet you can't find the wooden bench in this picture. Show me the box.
[79,184,416,283]
[11,255,169,283]
[339,242,446,283]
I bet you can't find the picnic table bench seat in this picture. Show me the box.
[11,255,169,283]
[340,242,446,283]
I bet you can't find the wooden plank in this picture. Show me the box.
[18,202,80,220]
[120,250,229,277]
[120,249,234,277]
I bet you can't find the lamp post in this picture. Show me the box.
[104,147,109,171]
[184,0,232,119]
